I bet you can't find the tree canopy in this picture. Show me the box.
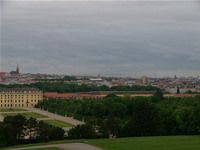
[0,115,65,147]
[36,94,200,139]
[0,83,162,93]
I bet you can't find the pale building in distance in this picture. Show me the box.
[0,88,43,108]
[141,76,149,85]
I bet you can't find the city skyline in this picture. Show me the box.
[1,0,200,77]
[1,64,200,79]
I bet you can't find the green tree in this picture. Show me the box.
[152,90,164,102]
[105,114,120,138]
[26,117,38,142]
[128,100,161,136]
[37,121,51,142]
[177,87,180,94]
[92,103,105,117]
[49,127,65,140]
[110,102,126,118]
[3,114,27,145]
[189,105,200,134]
[68,123,97,139]
[0,122,7,147]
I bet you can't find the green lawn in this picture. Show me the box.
[0,108,27,112]
[2,136,200,150]
[1,112,48,118]
[24,147,63,150]
[43,120,74,128]
[88,135,200,150]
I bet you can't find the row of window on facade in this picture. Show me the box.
[0,95,41,99]
[0,103,35,107]
[0,91,41,93]
[1,100,39,103]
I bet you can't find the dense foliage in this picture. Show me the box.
[36,94,200,138]
[0,83,161,93]
[185,90,200,94]
[68,123,97,139]
[0,115,65,147]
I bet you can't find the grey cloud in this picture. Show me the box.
[1,1,200,77]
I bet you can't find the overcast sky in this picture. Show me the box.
[1,0,200,77]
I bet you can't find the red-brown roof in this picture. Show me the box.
[44,92,100,98]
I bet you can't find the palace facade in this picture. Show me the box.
[0,88,43,108]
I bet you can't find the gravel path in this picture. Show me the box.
[6,143,104,150]
[25,107,84,126]
[0,107,84,127]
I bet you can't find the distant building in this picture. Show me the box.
[0,72,6,77]
[0,88,43,108]
[141,76,149,85]
[44,91,173,99]
[89,78,103,81]
[10,64,20,75]
[43,92,98,100]
[174,74,177,79]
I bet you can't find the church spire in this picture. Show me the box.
[174,74,177,79]
[16,64,19,73]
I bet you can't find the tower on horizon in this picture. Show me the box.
[16,64,19,73]
[10,64,20,75]
[174,74,177,79]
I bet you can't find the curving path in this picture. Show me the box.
[25,107,84,126]
[6,143,104,150]
[0,107,84,130]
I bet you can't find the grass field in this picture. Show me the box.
[24,147,63,150]
[88,135,200,150]
[0,108,27,112]
[1,112,48,118]
[43,120,74,127]
[2,135,200,150]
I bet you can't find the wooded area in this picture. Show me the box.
[36,93,200,139]
[0,115,65,147]
[0,83,161,93]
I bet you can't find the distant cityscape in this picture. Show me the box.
[0,64,199,94]
[1,0,200,149]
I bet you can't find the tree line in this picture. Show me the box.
[1,93,200,147]
[36,93,200,139]
[0,83,161,93]
[0,115,65,147]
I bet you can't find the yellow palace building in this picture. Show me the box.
[0,88,43,108]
